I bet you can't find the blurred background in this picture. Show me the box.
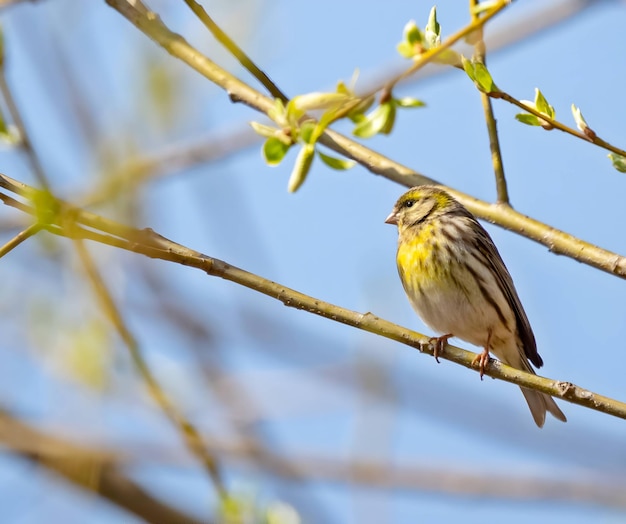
[0,0,625,522]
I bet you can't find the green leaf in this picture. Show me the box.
[353,102,395,138]
[268,98,288,126]
[404,20,422,46]
[461,56,497,93]
[263,137,290,166]
[379,103,396,135]
[299,121,317,144]
[397,20,423,58]
[473,62,497,93]
[288,144,315,192]
[289,92,351,114]
[396,41,415,59]
[317,150,356,170]
[346,96,375,123]
[394,97,425,108]
[336,80,350,96]
[515,113,542,126]
[424,6,441,48]
[250,121,279,139]
[534,88,554,119]
[608,153,626,173]
[571,103,596,139]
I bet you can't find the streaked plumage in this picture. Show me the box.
[386,186,566,427]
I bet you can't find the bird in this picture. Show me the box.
[385,185,566,427]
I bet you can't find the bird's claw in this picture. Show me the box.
[471,348,491,380]
[429,334,453,363]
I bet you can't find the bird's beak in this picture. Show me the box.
[384,211,398,225]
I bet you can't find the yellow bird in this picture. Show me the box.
[386,186,566,427]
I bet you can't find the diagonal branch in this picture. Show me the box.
[103,0,626,280]
[181,0,288,102]
[0,172,625,422]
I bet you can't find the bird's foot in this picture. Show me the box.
[429,334,453,363]
[471,348,491,380]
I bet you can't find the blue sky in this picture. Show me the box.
[1,0,625,522]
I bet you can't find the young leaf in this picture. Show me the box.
[397,20,423,58]
[515,113,542,126]
[424,6,441,48]
[571,103,596,139]
[263,137,290,166]
[379,103,397,135]
[534,88,555,119]
[268,98,288,126]
[289,92,351,114]
[288,144,315,192]
[395,97,425,108]
[571,104,587,131]
[250,121,279,139]
[318,150,356,170]
[299,121,317,144]
[461,56,497,93]
[353,102,395,138]
[608,153,626,173]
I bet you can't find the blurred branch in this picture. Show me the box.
[137,267,336,523]
[104,0,626,281]
[1,172,625,423]
[0,408,206,524]
[72,238,227,498]
[0,222,41,258]
[0,0,45,9]
[0,60,50,189]
[80,126,259,207]
[4,404,624,511]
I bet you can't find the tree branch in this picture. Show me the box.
[0,172,625,422]
[103,0,626,280]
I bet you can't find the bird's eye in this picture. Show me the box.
[404,199,415,208]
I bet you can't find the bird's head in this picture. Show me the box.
[385,186,459,232]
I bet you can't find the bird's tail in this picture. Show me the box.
[499,346,567,427]
[520,386,567,428]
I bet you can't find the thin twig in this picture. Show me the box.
[497,91,626,157]
[0,222,41,258]
[469,0,509,204]
[366,0,511,97]
[182,0,288,102]
[0,69,50,189]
